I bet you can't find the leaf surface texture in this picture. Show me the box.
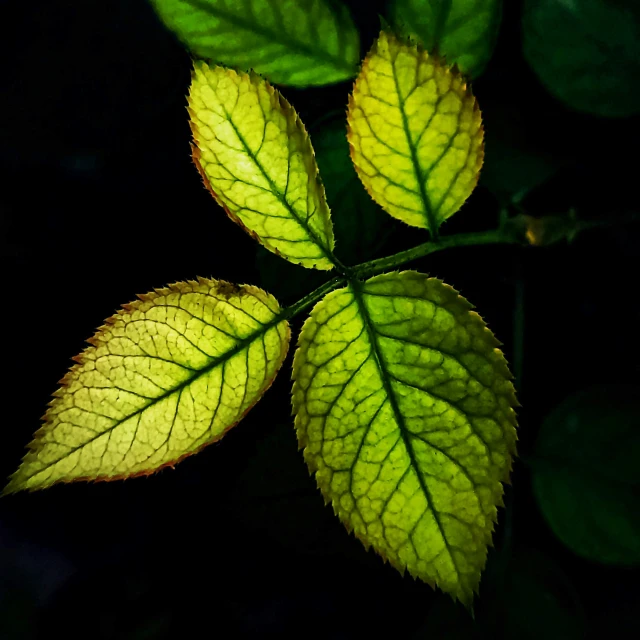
[347,32,484,234]
[190,62,335,269]
[292,271,517,603]
[5,278,290,493]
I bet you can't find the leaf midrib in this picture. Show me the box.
[223,108,336,266]
[187,0,355,74]
[349,279,461,583]
[388,45,439,237]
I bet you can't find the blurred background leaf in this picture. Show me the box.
[522,0,640,117]
[411,547,585,639]
[388,0,503,78]
[531,385,640,565]
[149,0,360,87]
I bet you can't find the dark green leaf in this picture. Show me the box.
[531,384,640,564]
[522,0,640,117]
[150,0,360,87]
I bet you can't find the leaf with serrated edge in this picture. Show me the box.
[5,278,290,494]
[292,271,517,604]
[347,31,484,235]
[190,62,335,270]
[389,0,503,79]
[150,0,359,87]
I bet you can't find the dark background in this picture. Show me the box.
[1,0,639,638]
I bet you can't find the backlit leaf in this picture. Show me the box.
[4,278,290,494]
[522,0,640,118]
[292,271,518,604]
[149,0,360,87]
[388,0,503,78]
[190,62,336,270]
[531,385,640,564]
[347,32,484,236]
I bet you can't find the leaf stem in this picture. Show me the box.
[283,211,640,318]
[352,228,517,279]
[281,275,345,320]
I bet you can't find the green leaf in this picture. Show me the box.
[189,62,336,270]
[149,0,360,87]
[347,32,484,236]
[522,0,640,118]
[388,0,503,78]
[531,385,640,565]
[292,271,518,604]
[4,278,290,494]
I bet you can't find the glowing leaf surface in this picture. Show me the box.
[292,271,518,603]
[150,0,359,87]
[190,62,335,270]
[389,0,503,78]
[347,32,484,235]
[5,279,290,493]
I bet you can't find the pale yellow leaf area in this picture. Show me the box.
[190,62,335,269]
[5,278,290,493]
[348,32,484,234]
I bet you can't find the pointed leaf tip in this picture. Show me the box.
[5,278,290,494]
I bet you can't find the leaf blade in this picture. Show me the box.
[5,278,290,494]
[347,32,484,235]
[150,0,360,87]
[190,62,336,270]
[292,271,517,604]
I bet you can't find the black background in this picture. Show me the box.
[1,1,639,638]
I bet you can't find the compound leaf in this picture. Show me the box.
[388,0,503,78]
[531,385,640,565]
[149,0,360,87]
[5,278,290,494]
[522,0,640,118]
[292,271,518,604]
[347,32,484,236]
[190,62,336,270]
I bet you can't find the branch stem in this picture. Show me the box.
[352,228,517,279]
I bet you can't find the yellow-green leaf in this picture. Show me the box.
[292,271,517,604]
[190,62,336,270]
[388,0,503,79]
[149,0,360,87]
[4,278,290,494]
[347,31,484,235]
